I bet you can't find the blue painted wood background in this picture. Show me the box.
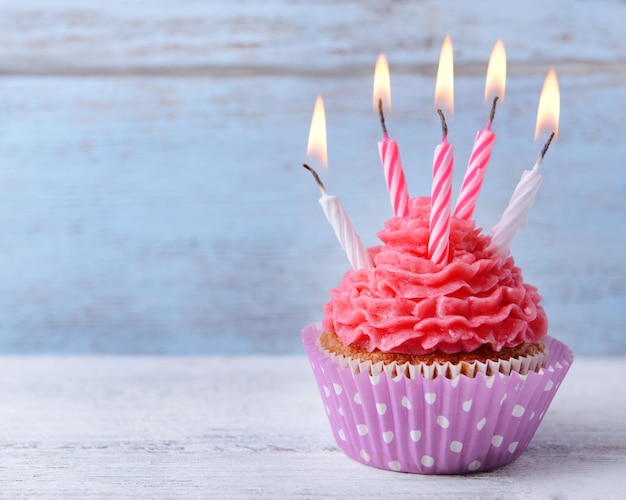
[0,0,624,354]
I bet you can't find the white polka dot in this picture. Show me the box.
[462,399,473,412]
[508,441,519,453]
[476,417,487,430]
[450,441,463,453]
[360,450,371,462]
[451,376,460,387]
[357,424,369,436]
[539,411,545,420]
[485,376,495,388]
[370,375,380,385]
[323,385,330,397]
[388,460,402,471]
[338,429,346,441]
[410,430,422,442]
[544,380,554,391]
[512,405,525,417]
[425,393,437,405]
[382,431,395,443]
[491,435,503,447]
[500,393,507,406]
[376,403,387,415]
[338,407,344,416]
[333,383,343,395]
[421,455,435,467]
[401,396,412,409]
[325,406,330,415]
[529,411,535,420]
[468,460,481,472]
[519,374,527,381]
[437,415,450,429]
[354,393,362,404]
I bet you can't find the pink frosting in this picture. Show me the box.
[322,197,548,355]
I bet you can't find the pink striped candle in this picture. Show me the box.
[378,100,409,217]
[453,98,497,220]
[454,41,506,220]
[429,37,454,266]
[373,55,409,218]
[428,110,454,265]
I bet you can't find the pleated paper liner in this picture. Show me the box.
[318,331,548,380]
[302,322,573,474]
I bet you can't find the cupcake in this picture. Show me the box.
[302,197,573,474]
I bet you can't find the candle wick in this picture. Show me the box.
[437,109,448,140]
[487,96,499,130]
[302,163,327,194]
[378,98,388,136]
[538,132,555,164]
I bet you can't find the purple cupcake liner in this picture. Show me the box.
[302,323,573,474]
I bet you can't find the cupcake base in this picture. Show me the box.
[318,330,548,379]
[302,323,573,475]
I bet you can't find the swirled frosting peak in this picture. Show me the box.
[322,197,548,355]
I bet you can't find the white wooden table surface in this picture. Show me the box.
[1,355,624,498]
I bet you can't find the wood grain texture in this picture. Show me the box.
[0,355,624,498]
[0,3,623,496]
[0,1,624,355]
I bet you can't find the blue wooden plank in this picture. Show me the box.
[0,1,623,354]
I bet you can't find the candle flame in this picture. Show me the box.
[307,95,328,169]
[434,35,454,115]
[534,69,560,142]
[373,53,391,113]
[485,39,506,103]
